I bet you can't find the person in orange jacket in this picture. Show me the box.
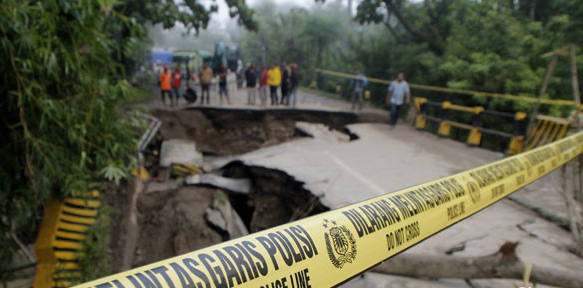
[159,66,173,106]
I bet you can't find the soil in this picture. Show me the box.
[106,107,375,271]
[118,166,329,269]
[133,186,223,267]
[104,181,131,271]
[222,163,329,233]
[152,108,376,156]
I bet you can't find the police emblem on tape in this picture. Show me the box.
[323,219,356,268]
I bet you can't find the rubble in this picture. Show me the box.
[134,186,223,266]
[159,139,203,167]
[185,173,251,194]
[108,106,583,287]
[294,121,350,143]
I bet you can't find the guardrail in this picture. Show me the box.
[525,115,570,151]
[74,131,583,288]
[414,97,528,154]
[414,97,573,154]
[314,68,581,107]
[34,191,101,288]
[34,114,161,287]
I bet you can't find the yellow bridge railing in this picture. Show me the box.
[413,97,571,154]
[314,68,581,107]
[34,191,101,288]
[525,115,570,151]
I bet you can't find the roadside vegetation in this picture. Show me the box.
[1,0,582,284]
[240,0,583,117]
[0,0,255,282]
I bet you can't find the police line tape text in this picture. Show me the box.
[92,225,317,288]
[386,221,420,251]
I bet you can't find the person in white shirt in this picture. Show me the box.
[386,72,411,128]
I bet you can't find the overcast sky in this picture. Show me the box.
[208,0,422,28]
[209,0,339,28]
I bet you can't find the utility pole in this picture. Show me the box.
[348,0,352,17]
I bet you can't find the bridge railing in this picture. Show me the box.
[525,115,570,151]
[73,131,583,288]
[313,68,581,107]
[313,68,577,153]
[34,191,101,288]
[414,97,573,154]
[414,97,528,154]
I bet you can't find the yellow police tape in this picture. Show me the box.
[76,132,583,288]
[315,68,581,107]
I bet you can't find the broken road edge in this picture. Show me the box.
[74,132,583,288]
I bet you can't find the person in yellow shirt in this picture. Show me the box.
[268,64,282,106]
[159,66,173,107]
[198,62,213,105]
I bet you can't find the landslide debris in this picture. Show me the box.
[152,108,363,155]
[112,108,367,270]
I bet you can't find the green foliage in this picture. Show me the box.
[349,0,583,113]
[116,0,257,32]
[76,204,112,284]
[241,0,582,146]
[1,0,258,280]
[0,0,139,279]
[102,0,258,75]
[240,1,348,71]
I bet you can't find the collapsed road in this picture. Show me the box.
[104,101,582,288]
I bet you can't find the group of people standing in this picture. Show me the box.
[159,62,409,129]
[159,61,301,108]
[245,62,301,107]
[198,62,231,105]
[158,66,184,107]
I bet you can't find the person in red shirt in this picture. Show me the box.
[172,66,181,106]
[259,66,269,107]
[159,66,172,107]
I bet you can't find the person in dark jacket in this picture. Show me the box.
[245,63,258,105]
[217,63,231,105]
[289,63,301,108]
[280,61,290,105]
[350,70,368,111]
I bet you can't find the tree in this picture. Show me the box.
[354,0,449,55]
[107,0,258,73]
[240,0,347,71]
[0,1,141,278]
[344,0,582,111]
[0,0,260,280]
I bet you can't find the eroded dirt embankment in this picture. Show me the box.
[152,108,382,155]
[110,108,376,270]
